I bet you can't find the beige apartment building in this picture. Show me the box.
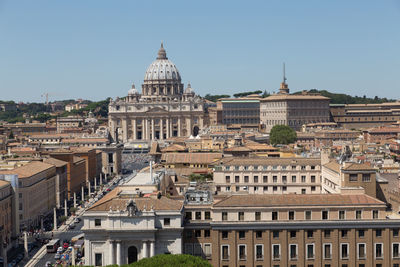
[0,162,57,229]
[213,157,322,195]
[0,180,13,251]
[183,194,400,267]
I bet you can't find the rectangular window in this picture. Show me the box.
[244,176,249,183]
[239,231,245,239]
[292,176,296,183]
[339,210,345,220]
[254,175,259,183]
[282,176,287,183]
[195,230,201,237]
[306,243,315,259]
[95,253,102,266]
[164,218,170,226]
[311,175,316,183]
[204,229,210,237]
[305,210,312,220]
[341,230,348,238]
[256,231,262,238]
[373,210,379,219]
[222,231,228,239]
[273,176,278,183]
[222,245,229,260]
[263,176,268,183]
[272,211,278,220]
[375,243,383,259]
[255,244,263,260]
[307,230,313,238]
[323,243,332,259]
[322,210,328,220]
[195,211,201,220]
[324,230,331,238]
[272,244,280,260]
[341,243,349,259]
[222,212,228,221]
[290,231,297,238]
[263,186,268,192]
[273,230,279,238]
[235,176,239,183]
[185,212,192,220]
[203,243,212,258]
[393,243,400,258]
[349,174,358,182]
[289,211,295,220]
[301,175,306,183]
[238,245,246,260]
[362,173,371,182]
[358,243,366,259]
[358,229,365,238]
[289,244,298,260]
[394,229,399,237]
[95,219,101,226]
[255,212,261,221]
[225,176,230,183]
[238,212,244,221]
[376,229,382,237]
[356,210,362,219]
[205,211,211,220]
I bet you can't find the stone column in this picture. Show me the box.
[94,177,97,191]
[100,173,103,185]
[109,240,115,265]
[24,232,28,259]
[73,192,77,208]
[121,118,128,143]
[151,118,155,140]
[81,186,84,202]
[133,119,137,140]
[166,118,170,139]
[187,117,192,136]
[177,117,181,137]
[88,181,91,196]
[160,118,164,140]
[150,241,155,257]
[145,119,150,140]
[53,207,57,231]
[116,241,121,265]
[64,199,68,217]
[142,241,148,258]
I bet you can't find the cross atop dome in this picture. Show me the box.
[157,42,168,60]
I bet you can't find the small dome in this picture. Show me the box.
[144,43,181,82]
[184,83,194,94]
[128,83,139,95]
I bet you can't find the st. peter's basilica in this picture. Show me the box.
[108,43,206,143]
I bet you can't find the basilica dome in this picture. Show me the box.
[144,43,181,82]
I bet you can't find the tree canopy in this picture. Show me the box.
[269,125,297,145]
[204,94,230,102]
[233,90,262,98]
[121,254,212,267]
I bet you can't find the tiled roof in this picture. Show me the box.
[214,194,384,208]
[88,189,183,212]
[323,161,341,173]
[0,161,54,178]
[220,157,320,166]
[0,180,11,188]
[342,162,375,171]
[262,94,330,101]
[161,153,223,164]
[43,157,68,167]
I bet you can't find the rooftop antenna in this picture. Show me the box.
[283,63,287,84]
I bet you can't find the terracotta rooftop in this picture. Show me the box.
[342,162,375,171]
[161,144,187,153]
[323,161,341,173]
[262,94,330,101]
[0,180,11,189]
[88,189,183,212]
[161,153,223,164]
[43,157,68,167]
[0,161,55,178]
[220,157,320,166]
[214,194,384,208]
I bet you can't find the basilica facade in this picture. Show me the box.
[108,44,206,143]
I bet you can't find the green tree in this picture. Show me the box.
[125,254,212,267]
[269,125,297,145]
[8,130,14,139]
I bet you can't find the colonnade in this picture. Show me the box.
[107,240,155,265]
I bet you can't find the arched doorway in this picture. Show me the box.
[192,126,199,137]
[128,246,138,263]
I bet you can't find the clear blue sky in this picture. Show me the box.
[0,0,399,103]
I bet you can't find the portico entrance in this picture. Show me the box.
[128,246,138,263]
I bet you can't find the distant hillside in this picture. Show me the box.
[293,89,396,104]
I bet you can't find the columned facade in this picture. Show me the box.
[108,43,206,143]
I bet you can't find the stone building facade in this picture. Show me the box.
[108,44,206,143]
[260,80,330,132]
